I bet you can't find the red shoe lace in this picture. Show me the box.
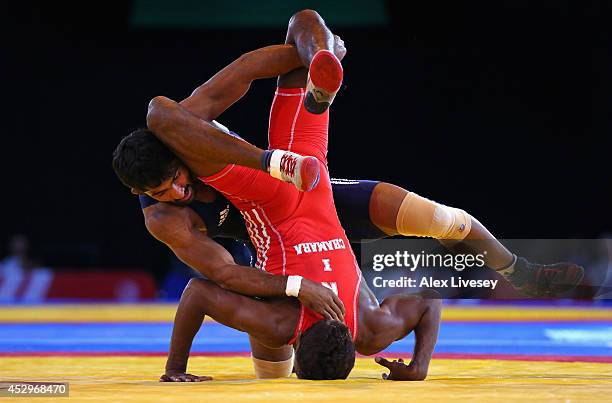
[280,154,297,177]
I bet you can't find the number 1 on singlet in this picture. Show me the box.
[322,258,332,272]
[321,259,338,295]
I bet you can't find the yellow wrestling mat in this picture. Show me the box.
[1,356,612,402]
[2,304,611,401]
[1,303,611,322]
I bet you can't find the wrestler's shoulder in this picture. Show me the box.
[143,203,207,240]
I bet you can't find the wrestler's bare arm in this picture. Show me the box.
[356,288,441,381]
[180,41,346,121]
[180,45,303,121]
[147,95,248,177]
[145,204,284,296]
[374,297,441,381]
[159,277,213,382]
[146,39,346,177]
[144,203,345,320]
[145,47,307,177]
[144,46,305,175]
[160,278,298,382]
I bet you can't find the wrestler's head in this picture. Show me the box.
[294,319,355,380]
[112,128,195,205]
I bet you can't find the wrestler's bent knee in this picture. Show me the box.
[252,353,294,379]
[396,192,472,240]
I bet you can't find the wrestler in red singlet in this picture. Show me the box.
[201,86,361,343]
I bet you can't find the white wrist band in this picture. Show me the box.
[286,275,303,297]
[269,150,284,180]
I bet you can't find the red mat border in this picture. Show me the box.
[1,351,610,363]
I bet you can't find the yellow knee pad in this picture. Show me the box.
[395,192,472,240]
[252,353,294,379]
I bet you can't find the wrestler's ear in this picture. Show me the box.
[131,187,143,195]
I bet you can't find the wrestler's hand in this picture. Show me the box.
[375,357,428,381]
[298,278,345,322]
[333,35,347,61]
[160,370,213,382]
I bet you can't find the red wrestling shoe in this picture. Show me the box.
[304,49,343,114]
[266,150,321,192]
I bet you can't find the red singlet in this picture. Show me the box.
[201,87,361,343]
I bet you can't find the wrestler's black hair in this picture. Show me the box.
[112,128,178,191]
[295,319,355,380]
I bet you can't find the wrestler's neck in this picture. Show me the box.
[191,181,219,204]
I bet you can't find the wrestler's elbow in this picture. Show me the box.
[146,95,176,131]
[417,290,442,317]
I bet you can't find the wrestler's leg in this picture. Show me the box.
[355,280,441,381]
[231,12,345,373]
[368,182,584,296]
[285,10,336,69]
[162,278,299,381]
[147,93,320,192]
[238,11,344,370]
[265,12,338,180]
[249,337,294,379]
[278,9,344,114]
[146,17,338,194]
[269,10,345,164]
[369,182,514,268]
